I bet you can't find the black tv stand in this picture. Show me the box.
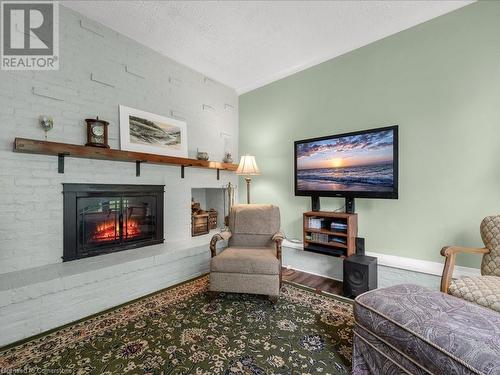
[345,197,355,213]
[311,196,321,211]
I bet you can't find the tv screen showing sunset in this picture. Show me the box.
[296,129,395,192]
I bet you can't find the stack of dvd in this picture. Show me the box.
[309,232,329,243]
[308,218,325,229]
[330,220,347,232]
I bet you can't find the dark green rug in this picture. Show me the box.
[0,275,354,374]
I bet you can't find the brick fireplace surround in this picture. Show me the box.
[0,6,237,346]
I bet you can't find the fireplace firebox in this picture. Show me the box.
[63,184,164,261]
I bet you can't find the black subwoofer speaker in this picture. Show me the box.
[343,255,377,298]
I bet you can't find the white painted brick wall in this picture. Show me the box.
[0,6,238,345]
[0,6,238,274]
[0,243,214,345]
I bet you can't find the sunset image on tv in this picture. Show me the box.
[296,129,395,192]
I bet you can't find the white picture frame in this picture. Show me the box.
[119,105,188,157]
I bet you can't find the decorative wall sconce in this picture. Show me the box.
[39,116,54,139]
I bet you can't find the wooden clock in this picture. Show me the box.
[85,117,109,148]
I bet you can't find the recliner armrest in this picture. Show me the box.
[209,231,232,257]
[272,230,285,243]
[272,230,285,287]
[272,230,285,263]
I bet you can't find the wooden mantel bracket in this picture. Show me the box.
[136,160,145,177]
[58,152,70,174]
[12,138,239,177]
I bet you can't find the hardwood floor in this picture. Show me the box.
[282,267,343,295]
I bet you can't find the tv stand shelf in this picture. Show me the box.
[306,240,348,249]
[306,228,348,237]
[303,211,357,257]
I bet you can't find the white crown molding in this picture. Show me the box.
[282,239,480,279]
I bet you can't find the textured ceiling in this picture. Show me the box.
[62,1,473,94]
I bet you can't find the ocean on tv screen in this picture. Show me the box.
[296,129,394,192]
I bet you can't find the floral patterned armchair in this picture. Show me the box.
[441,215,500,312]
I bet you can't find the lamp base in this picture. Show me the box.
[245,177,251,204]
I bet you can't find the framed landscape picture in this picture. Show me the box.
[119,105,188,157]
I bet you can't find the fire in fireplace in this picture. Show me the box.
[92,218,141,243]
[63,184,164,261]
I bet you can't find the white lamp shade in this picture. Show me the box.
[236,155,260,176]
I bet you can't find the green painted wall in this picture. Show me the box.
[239,2,500,268]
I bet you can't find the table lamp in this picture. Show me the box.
[236,155,260,204]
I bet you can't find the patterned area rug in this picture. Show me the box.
[0,275,354,375]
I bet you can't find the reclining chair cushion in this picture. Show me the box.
[229,204,280,235]
[211,247,279,275]
[228,204,281,248]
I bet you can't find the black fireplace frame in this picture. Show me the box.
[62,183,164,262]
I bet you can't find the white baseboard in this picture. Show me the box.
[283,239,480,279]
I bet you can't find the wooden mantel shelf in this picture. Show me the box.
[13,138,238,178]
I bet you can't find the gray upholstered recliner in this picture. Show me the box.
[441,215,500,312]
[209,204,284,301]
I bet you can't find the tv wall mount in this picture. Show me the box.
[311,196,355,214]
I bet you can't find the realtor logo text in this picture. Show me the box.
[1,1,59,70]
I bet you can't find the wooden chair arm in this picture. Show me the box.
[275,238,283,261]
[209,231,231,258]
[440,246,489,257]
[272,230,285,243]
[440,246,489,293]
[272,230,284,260]
[273,231,284,288]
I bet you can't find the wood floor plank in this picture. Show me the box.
[282,268,343,295]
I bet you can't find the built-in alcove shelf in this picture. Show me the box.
[13,138,238,178]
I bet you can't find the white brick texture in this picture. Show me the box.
[0,6,238,345]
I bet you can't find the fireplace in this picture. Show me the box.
[63,184,164,261]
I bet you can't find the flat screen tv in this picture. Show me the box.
[294,125,398,210]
